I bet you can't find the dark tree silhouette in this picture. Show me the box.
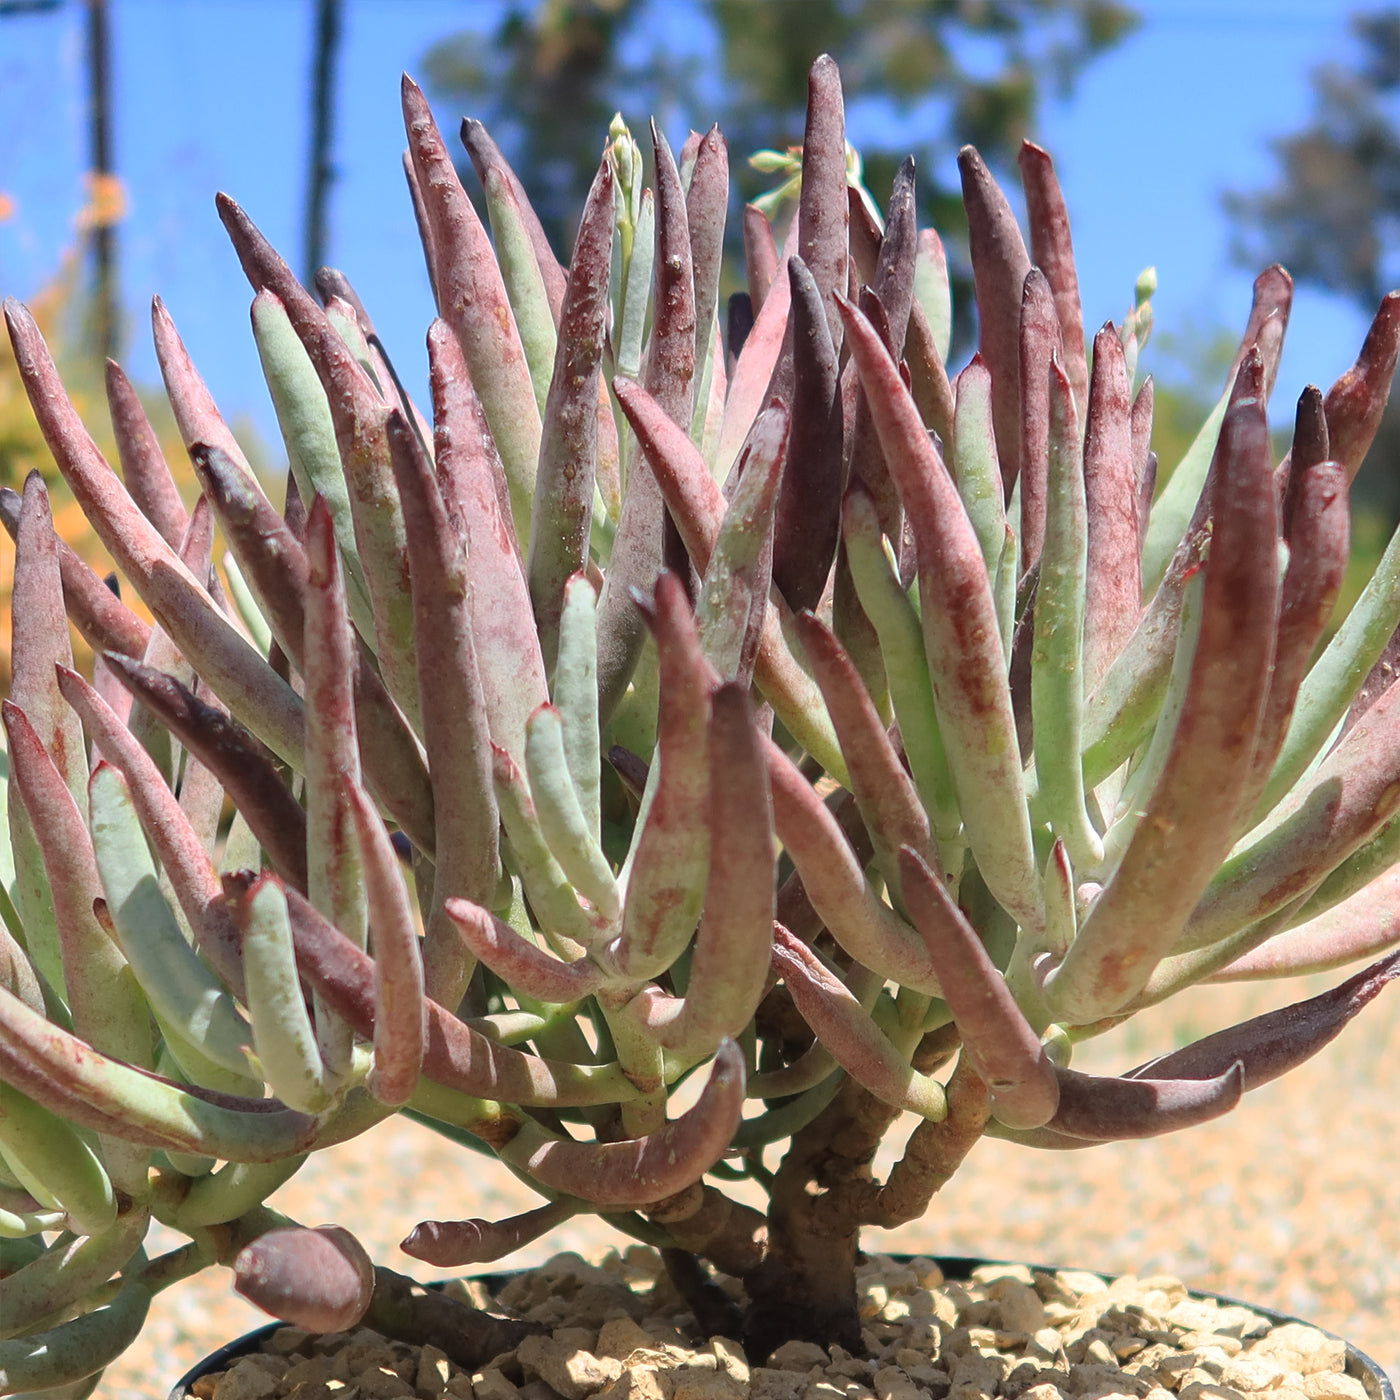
[1227,9,1400,311]
[1227,9,1400,523]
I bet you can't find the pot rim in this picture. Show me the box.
[167,1255,1396,1400]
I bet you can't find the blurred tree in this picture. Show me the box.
[1226,9,1400,311]
[422,0,1137,346]
[1225,7,1400,526]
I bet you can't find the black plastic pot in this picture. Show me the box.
[168,1259,1396,1400]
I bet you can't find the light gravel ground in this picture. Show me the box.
[100,973,1400,1399]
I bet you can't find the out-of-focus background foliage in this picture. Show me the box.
[3,0,1399,687]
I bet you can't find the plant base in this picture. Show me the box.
[171,1251,1395,1400]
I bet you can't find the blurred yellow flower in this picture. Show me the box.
[75,171,127,230]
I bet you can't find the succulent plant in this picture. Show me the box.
[2,52,1399,1393]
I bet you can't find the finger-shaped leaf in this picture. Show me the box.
[594,448,667,722]
[525,705,620,922]
[695,407,784,686]
[150,294,260,496]
[1322,290,1400,478]
[102,654,308,892]
[1019,142,1087,421]
[403,77,541,537]
[604,123,699,709]
[1017,269,1060,573]
[718,223,792,479]
[609,573,711,979]
[840,488,961,866]
[218,204,423,726]
[1032,359,1103,871]
[1043,839,1076,958]
[5,299,305,767]
[106,358,188,548]
[493,746,606,953]
[1131,377,1155,544]
[88,761,255,1079]
[1254,510,1400,819]
[1141,951,1399,1080]
[388,407,497,1005]
[0,488,150,662]
[528,157,613,669]
[614,184,655,385]
[460,117,568,316]
[793,612,936,898]
[1208,870,1400,980]
[615,380,844,779]
[200,454,434,855]
[334,300,437,464]
[913,226,952,368]
[766,738,942,992]
[429,319,547,765]
[644,684,774,1056]
[475,158,558,421]
[1279,385,1330,537]
[687,125,729,438]
[773,928,947,1120]
[500,1039,745,1206]
[56,666,245,998]
[797,55,849,348]
[171,1156,306,1230]
[552,576,603,841]
[1081,323,1140,687]
[234,1225,374,1333]
[1345,623,1400,734]
[444,899,602,1003]
[772,257,843,613]
[845,288,902,549]
[960,146,1031,490]
[0,983,318,1161]
[847,188,881,283]
[340,780,424,1108]
[951,358,1006,579]
[840,296,1040,931]
[249,289,376,637]
[1047,397,1280,1021]
[0,1201,148,1341]
[8,473,87,993]
[0,1079,117,1236]
[743,203,779,313]
[1176,676,1400,955]
[231,874,334,1113]
[10,475,84,814]
[1044,1062,1244,1141]
[126,498,212,788]
[4,700,155,1066]
[905,298,956,452]
[283,884,629,1109]
[190,440,309,657]
[1234,457,1350,831]
[872,157,918,358]
[0,1272,151,1394]
[1077,513,1209,791]
[0,924,44,1022]
[1288,810,1400,927]
[899,849,1059,1131]
[402,1199,580,1267]
[1141,267,1292,591]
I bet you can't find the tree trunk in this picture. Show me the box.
[740,1079,900,1361]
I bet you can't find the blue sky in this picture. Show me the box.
[0,0,1384,447]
